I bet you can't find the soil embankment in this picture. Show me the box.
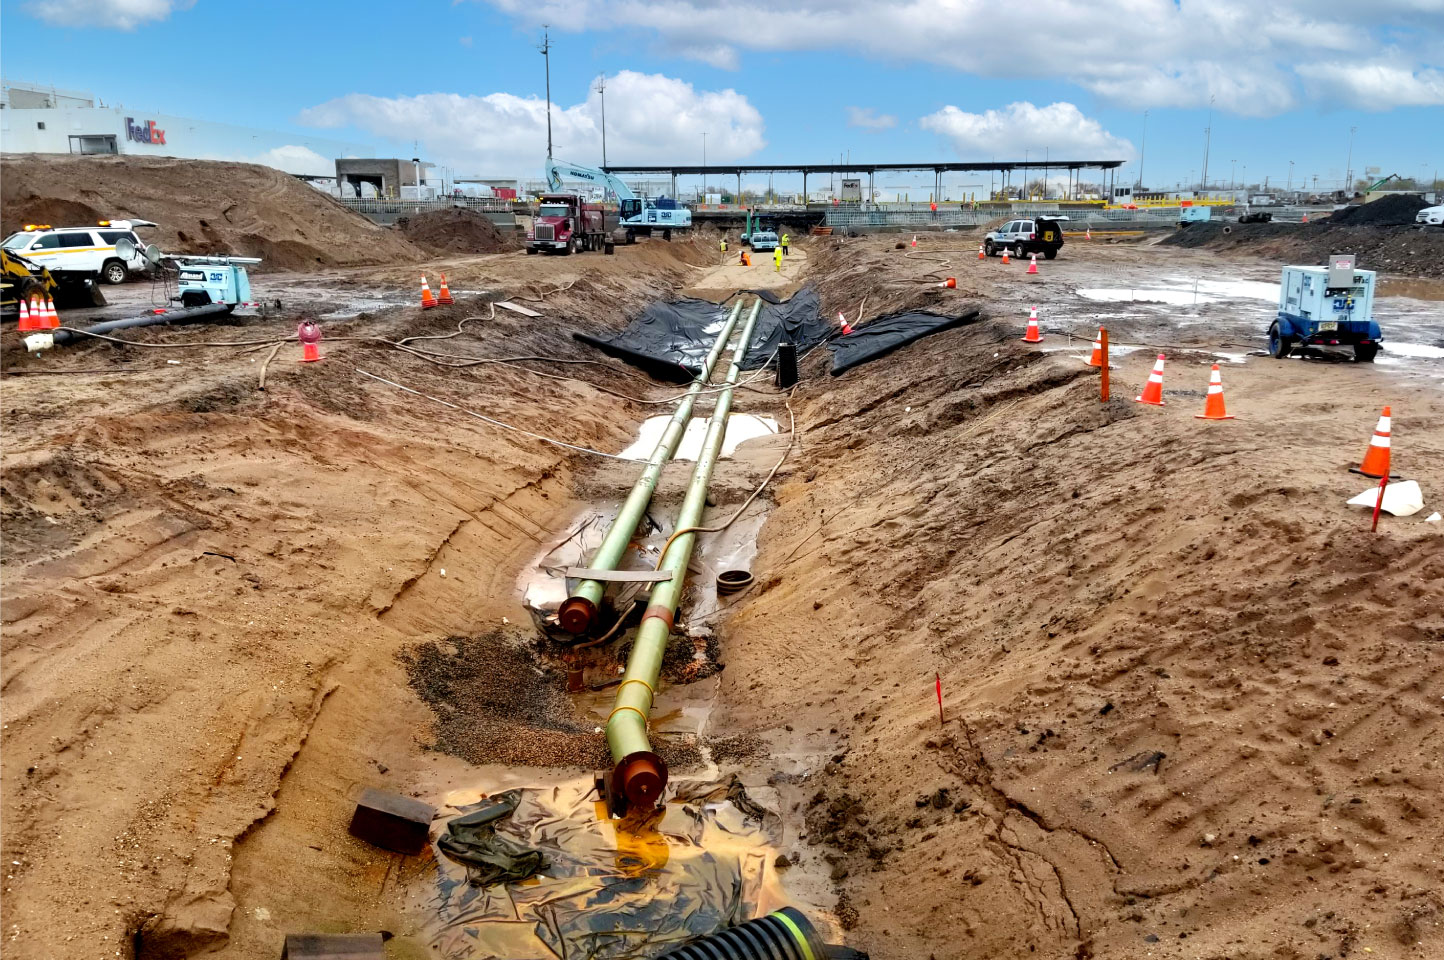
[1162,195,1442,279]
[396,207,518,255]
[1,153,424,270]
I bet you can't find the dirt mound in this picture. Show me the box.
[1160,220,1444,278]
[397,206,518,254]
[1,153,423,271]
[1329,193,1428,227]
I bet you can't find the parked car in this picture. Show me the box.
[982,217,1065,259]
[1416,204,1444,226]
[748,231,779,252]
[0,219,157,284]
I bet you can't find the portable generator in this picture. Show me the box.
[1268,254,1382,362]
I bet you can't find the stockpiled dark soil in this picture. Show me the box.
[1161,217,1444,279]
[0,153,424,271]
[396,207,519,254]
[1328,193,1427,226]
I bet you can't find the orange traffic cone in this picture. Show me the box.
[977,243,986,260]
[297,320,323,363]
[1022,306,1043,343]
[1026,253,1038,275]
[420,275,437,309]
[837,312,853,335]
[44,297,59,330]
[1085,227,1092,240]
[1135,354,1167,405]
[437,273,454,305]
[1001,248,1011,265]
[1353,406,1392,478]
[938,277,956,288]
[1194,364,1235,420]
[1301,214,1308,224]
[1086,328,1105,367]
[911,235,917,248]
[17,298,36,332]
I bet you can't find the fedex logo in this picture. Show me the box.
[125,117,166,145]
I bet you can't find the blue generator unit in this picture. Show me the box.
[1269,254,1382,362]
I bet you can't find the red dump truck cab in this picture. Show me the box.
[526,194,613,255]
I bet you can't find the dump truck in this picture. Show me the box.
[525,194,613,254]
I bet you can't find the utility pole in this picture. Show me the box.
[595,75,607,169]
[702,131,707,197]
[539,27,553,160]
[1345,125,1356,195]
[1138,110,1147,187]
[1200,96,1213,193]
[1288,160,1294,195]
[1230,159,1236,191]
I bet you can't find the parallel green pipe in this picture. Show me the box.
[607,296,764,810]
[557,298,746,635]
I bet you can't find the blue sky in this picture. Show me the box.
[2,0,1441,195]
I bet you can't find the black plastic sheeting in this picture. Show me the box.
[574,288,834,382]
[575,286,981,382]
[828,309,981,376]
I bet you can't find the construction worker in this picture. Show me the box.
[773,245,783,272]
[740,249,751,266]
[720,235,728,262]
[781,232,790,256]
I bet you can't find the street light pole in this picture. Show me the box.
[595,75,607,169]
[1345,125,1356,195]
[702,131,707,197]
[539,27,553,160]
[1138,109,1147,187]
[1200,96,1213,193]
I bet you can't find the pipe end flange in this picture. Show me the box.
[614,751,667,811]
[557,596,598,636]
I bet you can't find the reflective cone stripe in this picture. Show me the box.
[1356,406,1392,478]
[1027,253,1038,274]
[1134,354,1166,405]
[1194,364,1235,420]
[1087,329,1104,367]
[1022,307,1042,343]
[438,273,454,304]
[18,299,35,331]
[420,275,437,308]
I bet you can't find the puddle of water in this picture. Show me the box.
[620,413,779,462]
[1383,342,1444,359]
[1078,278,1279,306]
[1213,352,1251,364]
[407,776,818,960]
[1379,278,1444,301]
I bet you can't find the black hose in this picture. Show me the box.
[653,907,829,960]
[52,304,231,344]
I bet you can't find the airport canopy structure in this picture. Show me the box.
[602,160,1129,201]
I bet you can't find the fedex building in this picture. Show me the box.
[0,81,365,176]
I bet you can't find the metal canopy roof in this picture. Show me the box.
[603,160,1127,175]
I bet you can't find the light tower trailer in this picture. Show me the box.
[1268,255,1382,363]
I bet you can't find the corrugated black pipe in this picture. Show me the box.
[51,304,232,344]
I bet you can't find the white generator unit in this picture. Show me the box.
[1268,254,1382,362]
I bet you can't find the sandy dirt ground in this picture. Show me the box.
[3,227,1443,960]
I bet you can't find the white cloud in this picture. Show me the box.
[847,106,897,131]
[1296,62,1444,107]
[476,0,1444,113]
[25,0,192,29]
[299,70,766,174]
[248,145,333,176]
[920,102,1134,160]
